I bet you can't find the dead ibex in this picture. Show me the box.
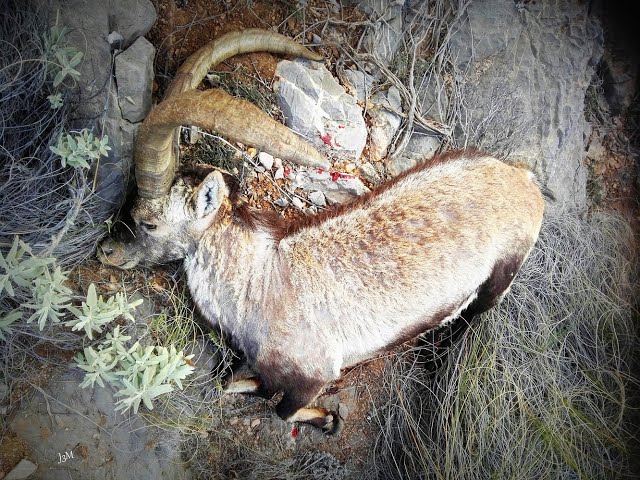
[98,29,545,433]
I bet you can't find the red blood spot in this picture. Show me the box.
[316,168,326,174]
[320,133,333,146]
[338,124,345,129]
[284,168,291,177]
[330,171,341,181]
[291,427,298,439]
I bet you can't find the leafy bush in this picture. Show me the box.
[75,329,195,414]
[66,283,142,340]
[50,129,111,169]
[43,22,83,87]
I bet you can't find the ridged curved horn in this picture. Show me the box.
[165,29,323,98]
[136,29,325,199]
[135,89,330,198]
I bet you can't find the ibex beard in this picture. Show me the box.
[97,29,546,434]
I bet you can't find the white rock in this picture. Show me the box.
[274,166,285,180]
[107,31,124,49]
[250,418,261,429]
[5,459,37,480]
[341,69,376,102]
[291,197,305,210]
[258,151,274,170]
[274,157,283,169]
[274,197,289,207]
[308,190,327,207]
[368,87,403,162]
[275,60,368,162]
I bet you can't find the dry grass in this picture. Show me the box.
[372,210,639,480]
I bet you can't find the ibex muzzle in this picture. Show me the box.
[98,30,545,433]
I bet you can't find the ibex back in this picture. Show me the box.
[98,30,545,433]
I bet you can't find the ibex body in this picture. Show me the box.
[98,30,546,432]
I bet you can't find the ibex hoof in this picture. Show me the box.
[321,411,344,436]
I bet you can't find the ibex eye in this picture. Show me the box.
[141,222,157,231]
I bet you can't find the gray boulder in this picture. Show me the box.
[275,59,368,162]
[449,0,603,209]
[115,37,155,123]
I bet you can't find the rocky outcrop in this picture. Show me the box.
[30,0,157,210]
[449,0,603,209]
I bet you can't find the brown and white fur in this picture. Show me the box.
[99,149,545,432]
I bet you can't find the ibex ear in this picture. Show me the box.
[193,171,229,218]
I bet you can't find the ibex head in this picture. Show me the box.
[98,30,327,269]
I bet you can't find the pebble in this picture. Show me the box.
[274,166,285,180]
[229,416,239,426]
[308,190,327,207]
[291,197,305,210]
[274,197,289,208]
[250,418,261,429]
[345,163,357,173]
[258,151,274,170]
[246,147,257,158]
[274,157,283,169]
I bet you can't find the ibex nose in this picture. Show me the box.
[97,238,124,267]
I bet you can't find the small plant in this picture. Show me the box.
[47,93,63,109]
[65,283,142,340]
[43,21,83,87]
[0,236,54,297]
[23,265,73,330]
[50,129,111,168]
[75,329,195,414]
[0,310,21,341]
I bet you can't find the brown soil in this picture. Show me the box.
[0,431,31,477]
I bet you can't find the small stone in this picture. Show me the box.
[358,162,381,184]
[306,206,318,214]
[107,31,124,49]
[229,416,239,426]
[274,166,285,180]
[312,34,322,45]
[255,165,265,173]
[199,431,209,439]
[274,157,283,169]
[338,403,349,420]
[291,197,305,210]
[308,190,326,207]
[242,418,251,427]
[5,459,37,480]
[247,147,257,158]
[250,418,261,429]
[274,197,289,207]
[258,151,274,170]
[54,415,65,428]
[344,163,357,173]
